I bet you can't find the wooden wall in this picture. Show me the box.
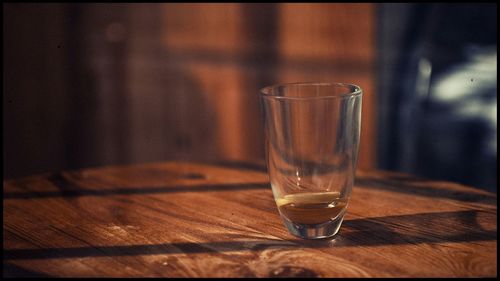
[152,3,377,168]
[4,3,376,179]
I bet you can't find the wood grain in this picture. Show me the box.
[3,162,496,277]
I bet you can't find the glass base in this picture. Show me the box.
[282,215,345,239]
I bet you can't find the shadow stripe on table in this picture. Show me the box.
[5,175,495,206]
[355,177,496,205]
[3,182,271,199]
[3,263,54,278]
[4,210,496,260]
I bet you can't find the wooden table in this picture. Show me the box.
[3,161,497,277]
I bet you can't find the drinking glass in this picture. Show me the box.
[260,82,362,239]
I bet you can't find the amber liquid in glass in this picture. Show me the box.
[276,192,347,225]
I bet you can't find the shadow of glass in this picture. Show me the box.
[335,209,496,247]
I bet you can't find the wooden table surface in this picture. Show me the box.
[3,161,497,277]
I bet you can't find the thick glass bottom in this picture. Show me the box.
[282,214,345,239]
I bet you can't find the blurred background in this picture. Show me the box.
[3,3,497,192]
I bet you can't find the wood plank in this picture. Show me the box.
[3,162,496,277]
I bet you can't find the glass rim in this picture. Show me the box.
[259,82,362,100]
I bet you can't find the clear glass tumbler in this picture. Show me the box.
[260,82,362,239]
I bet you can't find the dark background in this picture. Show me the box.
[3,3,496,192]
